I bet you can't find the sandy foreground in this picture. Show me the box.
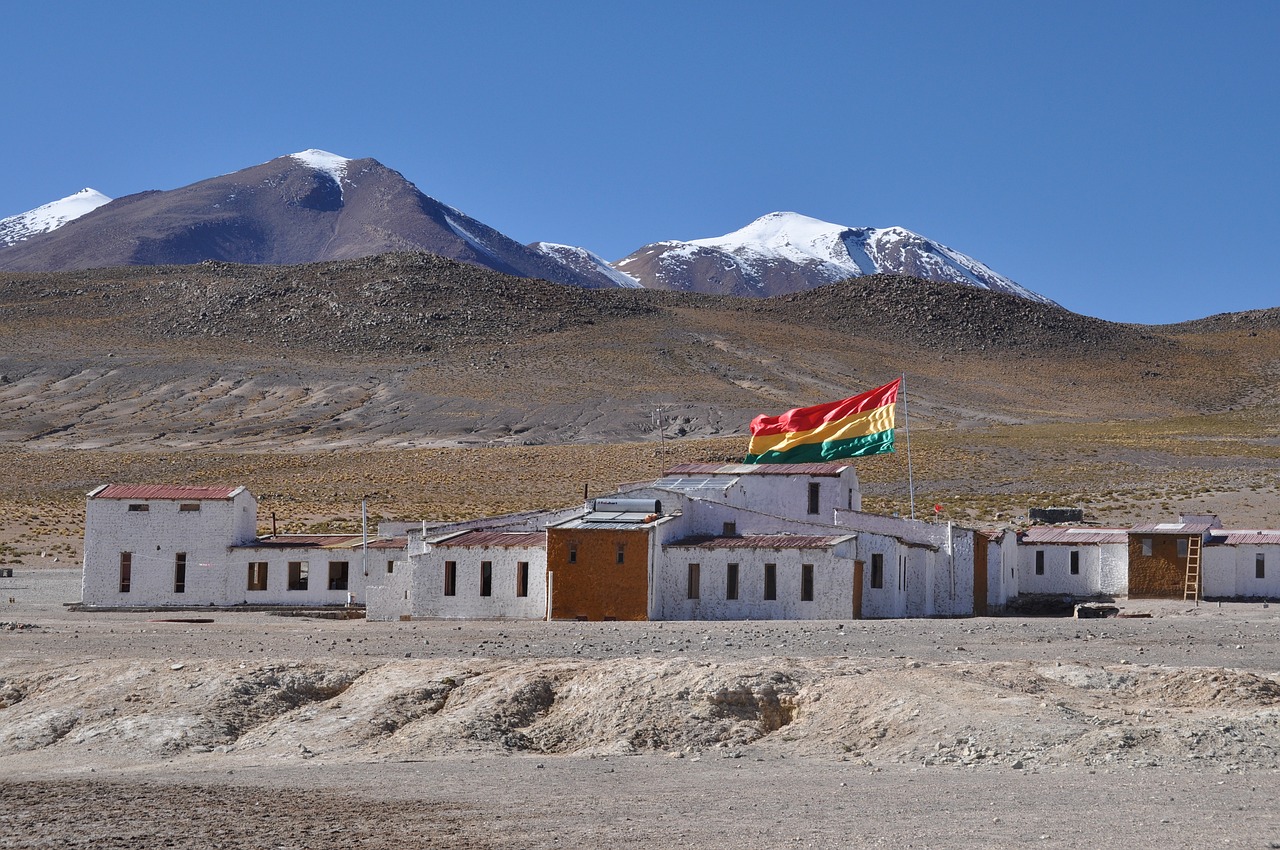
[2,570,1279,849]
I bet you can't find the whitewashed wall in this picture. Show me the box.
[1203,543,1280,599]
[228,545,402,606]
[395,544,549,620]
[654,542,855,621]
[1015,543,1128,598]
[81,491,257,607]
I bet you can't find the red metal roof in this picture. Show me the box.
[367,536,408,550]
[93,484,243,501]
[1021,527,1130,545]
[663,463,850,477]
[434,530,547,549]
[1217,531,1280,546]
[664,534,848,550]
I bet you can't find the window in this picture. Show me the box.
[517,562,530,597]
[870,553,883,589]
[386,559,395,575]
[444,561,457,596]
[1258,553,1266,580]
[247,561,268,591]
[119,552,132,593]
[1177,538,1188,559]
[328,561,349,591]
[1141,538,1152,557]
[1070,550,1080,575]
[179,503,200,512]
[801,563,814,602]
[288,560,309,591]
[807,482,820,515]
[174,552,187,594]
[687,563,700,600]
[764,563,777,600]
[848,488,855,511]
[723,521,736,537]
[616,542,626,565]
[568,541,577,564]
[127,504,149,512]
[726,563,739,600]
[480,561,492,597]
[900,555,907,591]
[1035,550,1045,575]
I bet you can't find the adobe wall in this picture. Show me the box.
[546,528,650,621]
[1127,535,1187,599]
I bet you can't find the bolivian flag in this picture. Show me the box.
[744,379,900,464]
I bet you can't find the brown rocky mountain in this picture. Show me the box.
[1,253,1276,455]
[0,151,610,289]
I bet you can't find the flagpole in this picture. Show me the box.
[901,372,916,520]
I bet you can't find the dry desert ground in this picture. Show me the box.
[2,567,1279,849]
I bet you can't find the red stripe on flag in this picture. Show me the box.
[749,379,901,437]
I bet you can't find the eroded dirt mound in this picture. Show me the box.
[2,656,1277,771]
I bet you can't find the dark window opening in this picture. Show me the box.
[723,521,736,537]
[764,563,777,600]
[179,503,200,512]
[687,563,700,600]
[870,553,883,589]
[801,563,814,601]
[807,482,820,515]
[568,541,577,564]
[480,561,492,597]
[119,552,132,593]
[1035,550,1045,575]
[288,561,309,591]
[517,561,530,597]
[127,504,149,512]
[616,542,626,564]
[1070,550,1080,575]
[1257,553,1266,580]
[444,561,457,596]
[386,559,395,575]
[726,563,739,600]
[247,561,268,591]
[174,552,187,594]
[328,561,349,591]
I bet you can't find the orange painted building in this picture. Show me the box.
[546,526,654,621]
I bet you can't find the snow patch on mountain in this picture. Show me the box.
[444,214,498,259]
[532,242,642,288]
[623,211,1054,304]
[0,188,112,247]
[289,149,350,197]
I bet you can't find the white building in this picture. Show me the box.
[1016,527,1129,597]
[366,463,997,622]
[81,484,404,608]
[1202,531,1280,599]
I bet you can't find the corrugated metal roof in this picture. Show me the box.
[93,484,243,501]
[434,530,547,549]
[664,534,851,550]
[1022,527,1130,545]
[367,536,408,550]
[1217,531,1280,546]
[663,463,850,477]
[236,534,365,550]
[1130,520,1219,534]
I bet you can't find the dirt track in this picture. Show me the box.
[2,572,1280,848]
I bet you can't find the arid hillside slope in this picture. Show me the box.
[3,253,1277,453]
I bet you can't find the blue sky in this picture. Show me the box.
[3,1,1276,323]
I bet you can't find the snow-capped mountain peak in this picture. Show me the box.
[289,149,351,190]
[0,188,112,247]
[612,211,1056,304]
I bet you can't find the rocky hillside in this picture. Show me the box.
[0,254,1275,450]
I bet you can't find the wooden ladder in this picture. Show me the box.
[1183,535,1202,602]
